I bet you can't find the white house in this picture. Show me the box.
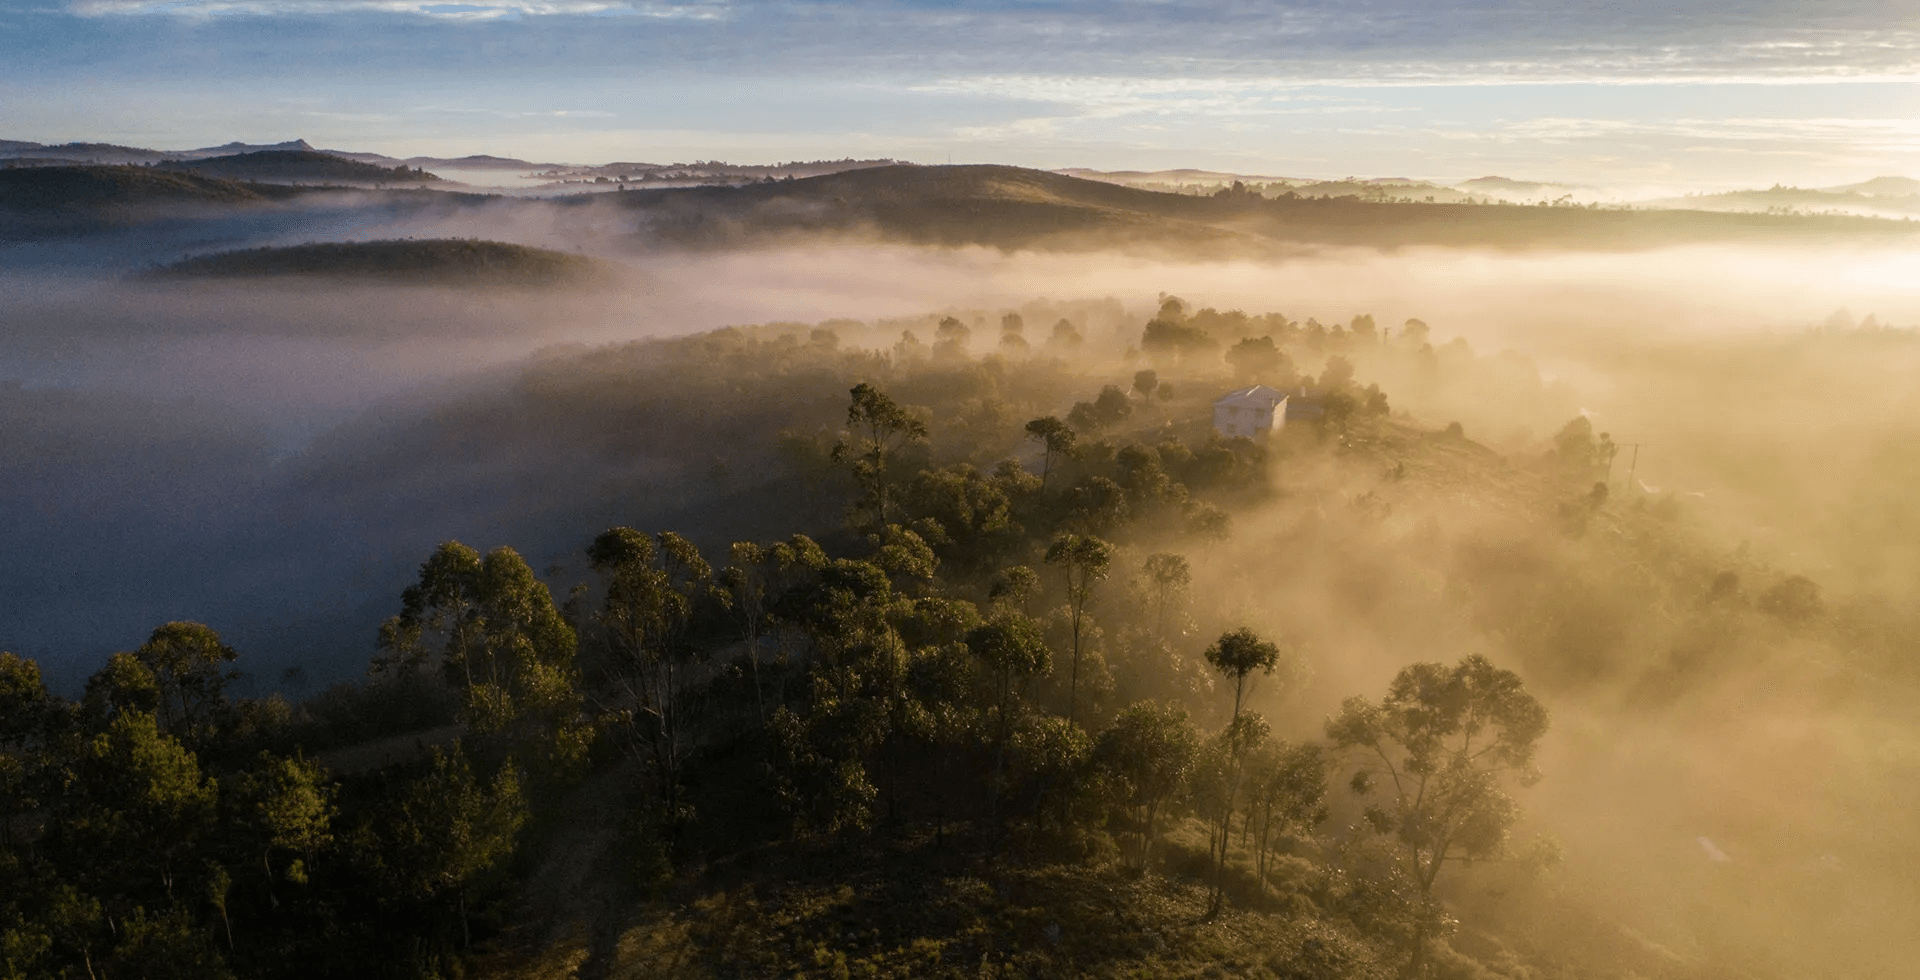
[1212,384,1288,439]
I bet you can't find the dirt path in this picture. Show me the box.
[493,756,645,979]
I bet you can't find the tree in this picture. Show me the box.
[132,622,240,748]
[1140,318,1214,365]
[965,614,1050,817]
[832,383,929,529]
[103,906,234,980]
[588,528,714,808]
[1319,389,1357,435]
[1068,476,1130,537]
[1325,654,1549,977]
[1200,628,1297,912]
[1321,354,1356,391]
[51,712,217,911]
[768,558,915,832]
[933,316,971,361]
[83,650,161,726]
[1225,336,1290,382]
[1184,501,1231,542]
[1024,416,1078,493]
[904,465,1018,573]
[1196,712,1269,913]
[1245,742,1328,897]
[1047,318,1083,352]
[720,541,777,724]
[1204,627,1283,723]
[1551,416,1601,472]
[1132,369,1159,403]
[1095,701,1198,869]
[989,565,1040,618]
[1140,553,1191,646]
[1093,384,1133,428]
[376,542,586,787]
[1009,715,1091,831]
[1044,534,1113,725]
[0,653,63,850]
[1400,318,1431,347]
[226,751,335,912]
[999,312,1027,356]
[363,748,528,950]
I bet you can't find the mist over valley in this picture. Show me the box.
[4,135,1920,980]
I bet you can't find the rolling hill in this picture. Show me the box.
[147,238,611,287]
[0,164,294,210]
[604,163,1920,254]
[160,149,439,184]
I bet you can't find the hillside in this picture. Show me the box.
[606,164,1920,254]
[0,164,293,210]
[1824,176,1920,196]
[1642,184,1920,219]
[609,164,1269,253]
[161,149,439,183]
[148,238,611,286]
[0,165,310,242]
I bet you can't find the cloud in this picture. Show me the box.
[47,0,1920,84]
[1491,116,1920,153]
[67,0,721,18]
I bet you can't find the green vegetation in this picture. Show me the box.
[0,165,301,212]
[159,150,440,184]
[6,290,1917,980]
[149,239,612,287]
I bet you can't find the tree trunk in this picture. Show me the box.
[1067,614,1082,725]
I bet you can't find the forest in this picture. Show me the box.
[7,288,1917,980]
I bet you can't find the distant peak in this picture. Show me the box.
[196,138,313,154]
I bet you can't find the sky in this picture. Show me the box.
[2,0,1917,190]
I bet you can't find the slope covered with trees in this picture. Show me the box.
[150,239,612,287]
[5,295,1916,980]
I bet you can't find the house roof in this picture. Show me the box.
[1213,384,1288,407]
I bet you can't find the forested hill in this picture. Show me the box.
[605,163,1920,253]
[160,150,440,184]
[8,297,1910,979]
[0,165,299,211]
[148,239,612,287]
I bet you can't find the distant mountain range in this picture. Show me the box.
[7,139,1914,214]
[1640,178,1920,219]
[1057,167,1920,217]
[0,138,898,185]
[7,152,1919,257]
[0,139,562,175]
[1057,168,1589,204]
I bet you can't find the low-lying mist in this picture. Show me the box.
[3,232,1917,686]
[8,207,1920,978]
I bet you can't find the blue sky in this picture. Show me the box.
[3,0,1916,188]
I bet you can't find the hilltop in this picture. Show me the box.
[0,165,311,240]
[147,238,612,286]
[606,163,1920,254]
[0,164,296,210]
[160,149,439,184]
[1061,168,1587,204]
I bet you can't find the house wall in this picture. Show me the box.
[1212,396,1287,438]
